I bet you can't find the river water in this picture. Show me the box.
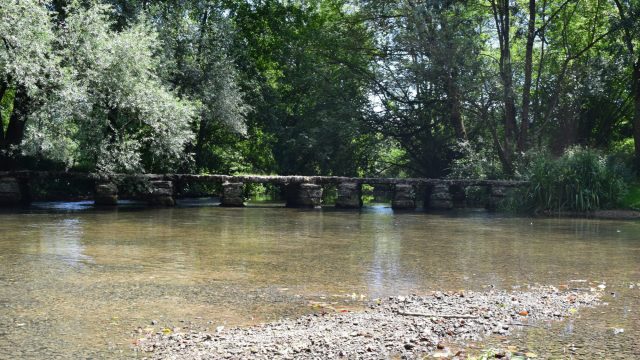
[0,200,638,358]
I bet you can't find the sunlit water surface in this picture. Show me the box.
[0,200,639,358]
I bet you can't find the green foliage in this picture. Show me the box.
[3,0,640,190]
[146,1,250,172]
[321,185,338,204]
[448,140,504,180]
[608,138,638,176]
[357,138,410,178]
[230,0,377,176]
[0,0,56,92]
[360,184,375,204]
[0,87,13,133]
[621,183,640,210]
[1,1,196,173]
[520,147,628,212]
[361,0,486,177]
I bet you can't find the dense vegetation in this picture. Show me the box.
[2,0,640,209]
[511,147,629,212]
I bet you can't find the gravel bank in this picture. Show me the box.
[136,286,602,359]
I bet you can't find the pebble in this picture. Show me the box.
[136,286,601,359]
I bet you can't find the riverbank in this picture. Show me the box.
[135,286,602,359]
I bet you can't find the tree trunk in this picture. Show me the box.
[491,0,517,171]
[194,117,208,169]
[447,70,467,141]
[633,60,640,168]
[502,62,518,159]
[484,106,514,175]
[3,86,28,149]
[519,0,536,152]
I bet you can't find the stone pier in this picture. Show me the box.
[94,182,118,206]
[450,184,466,208]
[147,180,175,206]
[286,183,323,208]
[392,184,416,209]
[0,177,29,206]
[335,182,362,208]
[221,182,245,207]
[486,185,507,211]
[428,184,454,210]
[0,171,528,210]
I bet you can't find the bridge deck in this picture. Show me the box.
[0,171,527,187]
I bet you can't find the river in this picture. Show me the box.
[0,200,638,358]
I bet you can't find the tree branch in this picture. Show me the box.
[535,0,575,36]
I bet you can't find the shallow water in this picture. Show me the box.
[0,200,638,358]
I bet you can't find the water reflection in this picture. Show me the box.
[0,202,638,358]
[38,218,92,268]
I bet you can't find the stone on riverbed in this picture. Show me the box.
[136,286,601,359]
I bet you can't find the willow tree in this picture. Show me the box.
[1,1,196,173]
[0,0,56,163]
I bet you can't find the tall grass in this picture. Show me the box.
[523,147,627,212]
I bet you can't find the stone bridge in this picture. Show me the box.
[0,171,527,210]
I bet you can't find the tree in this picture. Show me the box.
[146,1,250,172]
[1,1,196,173]
[361,0,484,177]
[229,0,377,175]
[484,0,613,173]
[612,0,640,167]
[0,0,56,165]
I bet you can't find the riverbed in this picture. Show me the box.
[0,200,638,358]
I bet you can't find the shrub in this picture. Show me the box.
[521,147,627,212]
[621,183,640,211]
[448,140,504,180]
